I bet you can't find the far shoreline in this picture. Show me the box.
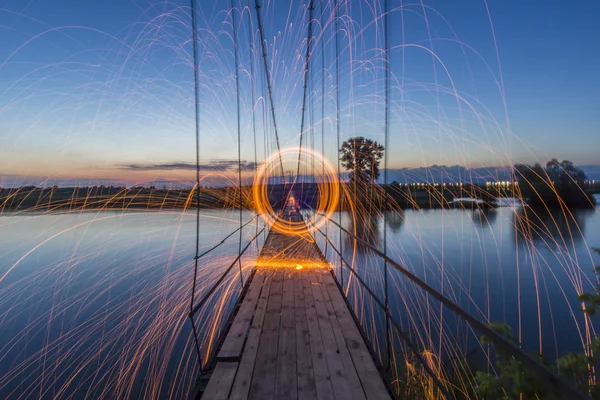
[1,183,598,213]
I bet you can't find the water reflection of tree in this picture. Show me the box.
[345,211,381,253]
[344,210,404,254]
[512,207,589,249]
[388,210,405,233]
[471,208,498,228]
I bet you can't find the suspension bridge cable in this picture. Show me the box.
[248,0,258,176]
[194,215,260,261]
[296,0,316,180]
[188,0,203,368]
[383,0,391,370]
[314,226,452,398]
[310,53,316,209]
[311,73,315,166]
[248,0,260,246]
[320,0,328,252]
[231,0,245,289]
[315,213,589,400]
[257,30,272,231]
[254,0,285,184]
[189,225,268,318]
[335,0,343,289]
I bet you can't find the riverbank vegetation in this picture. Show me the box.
[2,155,597,213]
[467,248,600,399]
[514,159,597,209]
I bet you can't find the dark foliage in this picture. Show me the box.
[514,159,596,209]
[339,136,384,185]
[474,248,600,399]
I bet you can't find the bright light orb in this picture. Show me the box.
[252,147,339,236]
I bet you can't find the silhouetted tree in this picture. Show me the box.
[514,159,595,209]
[339,137,384,185]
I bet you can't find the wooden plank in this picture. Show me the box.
[248,271,284,400]
[218,273,266,360]
[303,272,335,400]
[275,272,298,399]
[201,218,391,400]
[295,271,316,400]
[316,271,367,400]
[321,272,391,400]
[202,362,238,400]
[229,271,273,400]
[309,272,354,400]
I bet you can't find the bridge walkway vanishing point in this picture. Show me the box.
[201,210,392,400]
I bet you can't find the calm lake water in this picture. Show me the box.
[1,202,599,398]
[316,197,600,365]
[0,210,265,399]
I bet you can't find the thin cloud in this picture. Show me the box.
[118,160,258,172]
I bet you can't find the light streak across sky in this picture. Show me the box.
[0,0,598,187]
[0,2,599,399]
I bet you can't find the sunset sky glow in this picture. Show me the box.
[1,0,598,187]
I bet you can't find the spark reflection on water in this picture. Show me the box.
[1,206,598,398]
[0,210,263,399]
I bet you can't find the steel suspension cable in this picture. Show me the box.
[248,0,259,245]
[194,215,260,261]
[313,226,452,398]
[254,0,285,184]
[383,0,391,370]
[188,0,203,368]
[335,0,343,289]
[189,225,268,318]
[309,46,316,209]
[296,0,316,180]
[316,212,589,400]
[321,0,327,252]
[248,0,258,177]
[231,0,245,289]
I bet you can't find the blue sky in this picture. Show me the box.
[0,0,598,186]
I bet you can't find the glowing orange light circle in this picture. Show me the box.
[252,147,339,236]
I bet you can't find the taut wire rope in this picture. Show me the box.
[188,0,203,368]
[383,0,391,370]
[335,0,343,289]
[296,0,316,181]
[231,0,245,289]
[254,0,286,183]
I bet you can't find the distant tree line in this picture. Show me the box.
[514,159,596,209]
[337,136,596,211]
[0,185,248,211]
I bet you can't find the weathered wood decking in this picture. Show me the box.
[202,211,391,400]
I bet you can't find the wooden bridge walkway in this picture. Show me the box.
[202,210,391,400]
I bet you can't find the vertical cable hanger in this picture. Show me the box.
[311,7,316,214]
[248,0,260,247]
[231,0,245,288]
[254,0,286,184]
[296,0,316,181]
[383,0,392,370]
[335,0,344,289]
[321,0,328,252]
[248,0,258,177]
[188,0,203,368]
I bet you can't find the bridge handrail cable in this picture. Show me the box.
[312,211,588,400]
[314,225,452,398]
[189,223,268,319]
[193,214,260,261]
